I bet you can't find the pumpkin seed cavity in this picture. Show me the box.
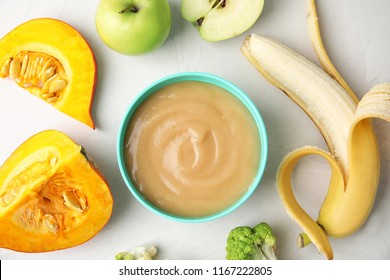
[1,51,67,104]
[0,158,88,234]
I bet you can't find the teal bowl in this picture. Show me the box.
[117,72,268,222]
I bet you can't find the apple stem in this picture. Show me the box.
[119,6,138,14]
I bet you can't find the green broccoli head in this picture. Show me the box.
[226,222,277,260]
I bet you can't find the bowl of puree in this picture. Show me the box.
[117,72,268,222]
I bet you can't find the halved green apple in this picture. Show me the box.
[181,0,264,42]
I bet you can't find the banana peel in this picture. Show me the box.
[241,0,390,259]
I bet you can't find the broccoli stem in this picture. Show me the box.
[260,244,277,260]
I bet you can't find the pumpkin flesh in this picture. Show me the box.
[0,18,97,128]
[0,130,113,252]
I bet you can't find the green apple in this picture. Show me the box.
[96,0,171,55]
[182,0,264,42]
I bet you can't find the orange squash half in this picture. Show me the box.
[0,18,97,128]
[0,130,113,252]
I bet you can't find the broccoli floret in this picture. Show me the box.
[226,222,277,260]
[115,245,158,260]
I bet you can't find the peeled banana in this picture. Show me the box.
[241,0,390,259]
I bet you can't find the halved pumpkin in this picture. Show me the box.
[0,18,97,128]
[0,130,113,252]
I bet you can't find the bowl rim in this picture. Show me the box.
[116,71,268,223]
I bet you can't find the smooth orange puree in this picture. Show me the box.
[124,81,261,217]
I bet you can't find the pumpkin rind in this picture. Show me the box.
[0,130,113,252]
[0,18,97,128]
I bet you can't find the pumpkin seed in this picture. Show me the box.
[41,67,55,84]
[63,191,83,212]
[42,214,59,233]
[20,54,29,77]
[22,62,29,80]
[9,58,21,80]
[41,58,53,73]
[49,79,67,94]
[47,96,59,103]
[41,92,55,99]
[0,58,11,78]
[35,57,44,79]
[78,195,88,211]
[29,56,41,80]
[42,73,59,92]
